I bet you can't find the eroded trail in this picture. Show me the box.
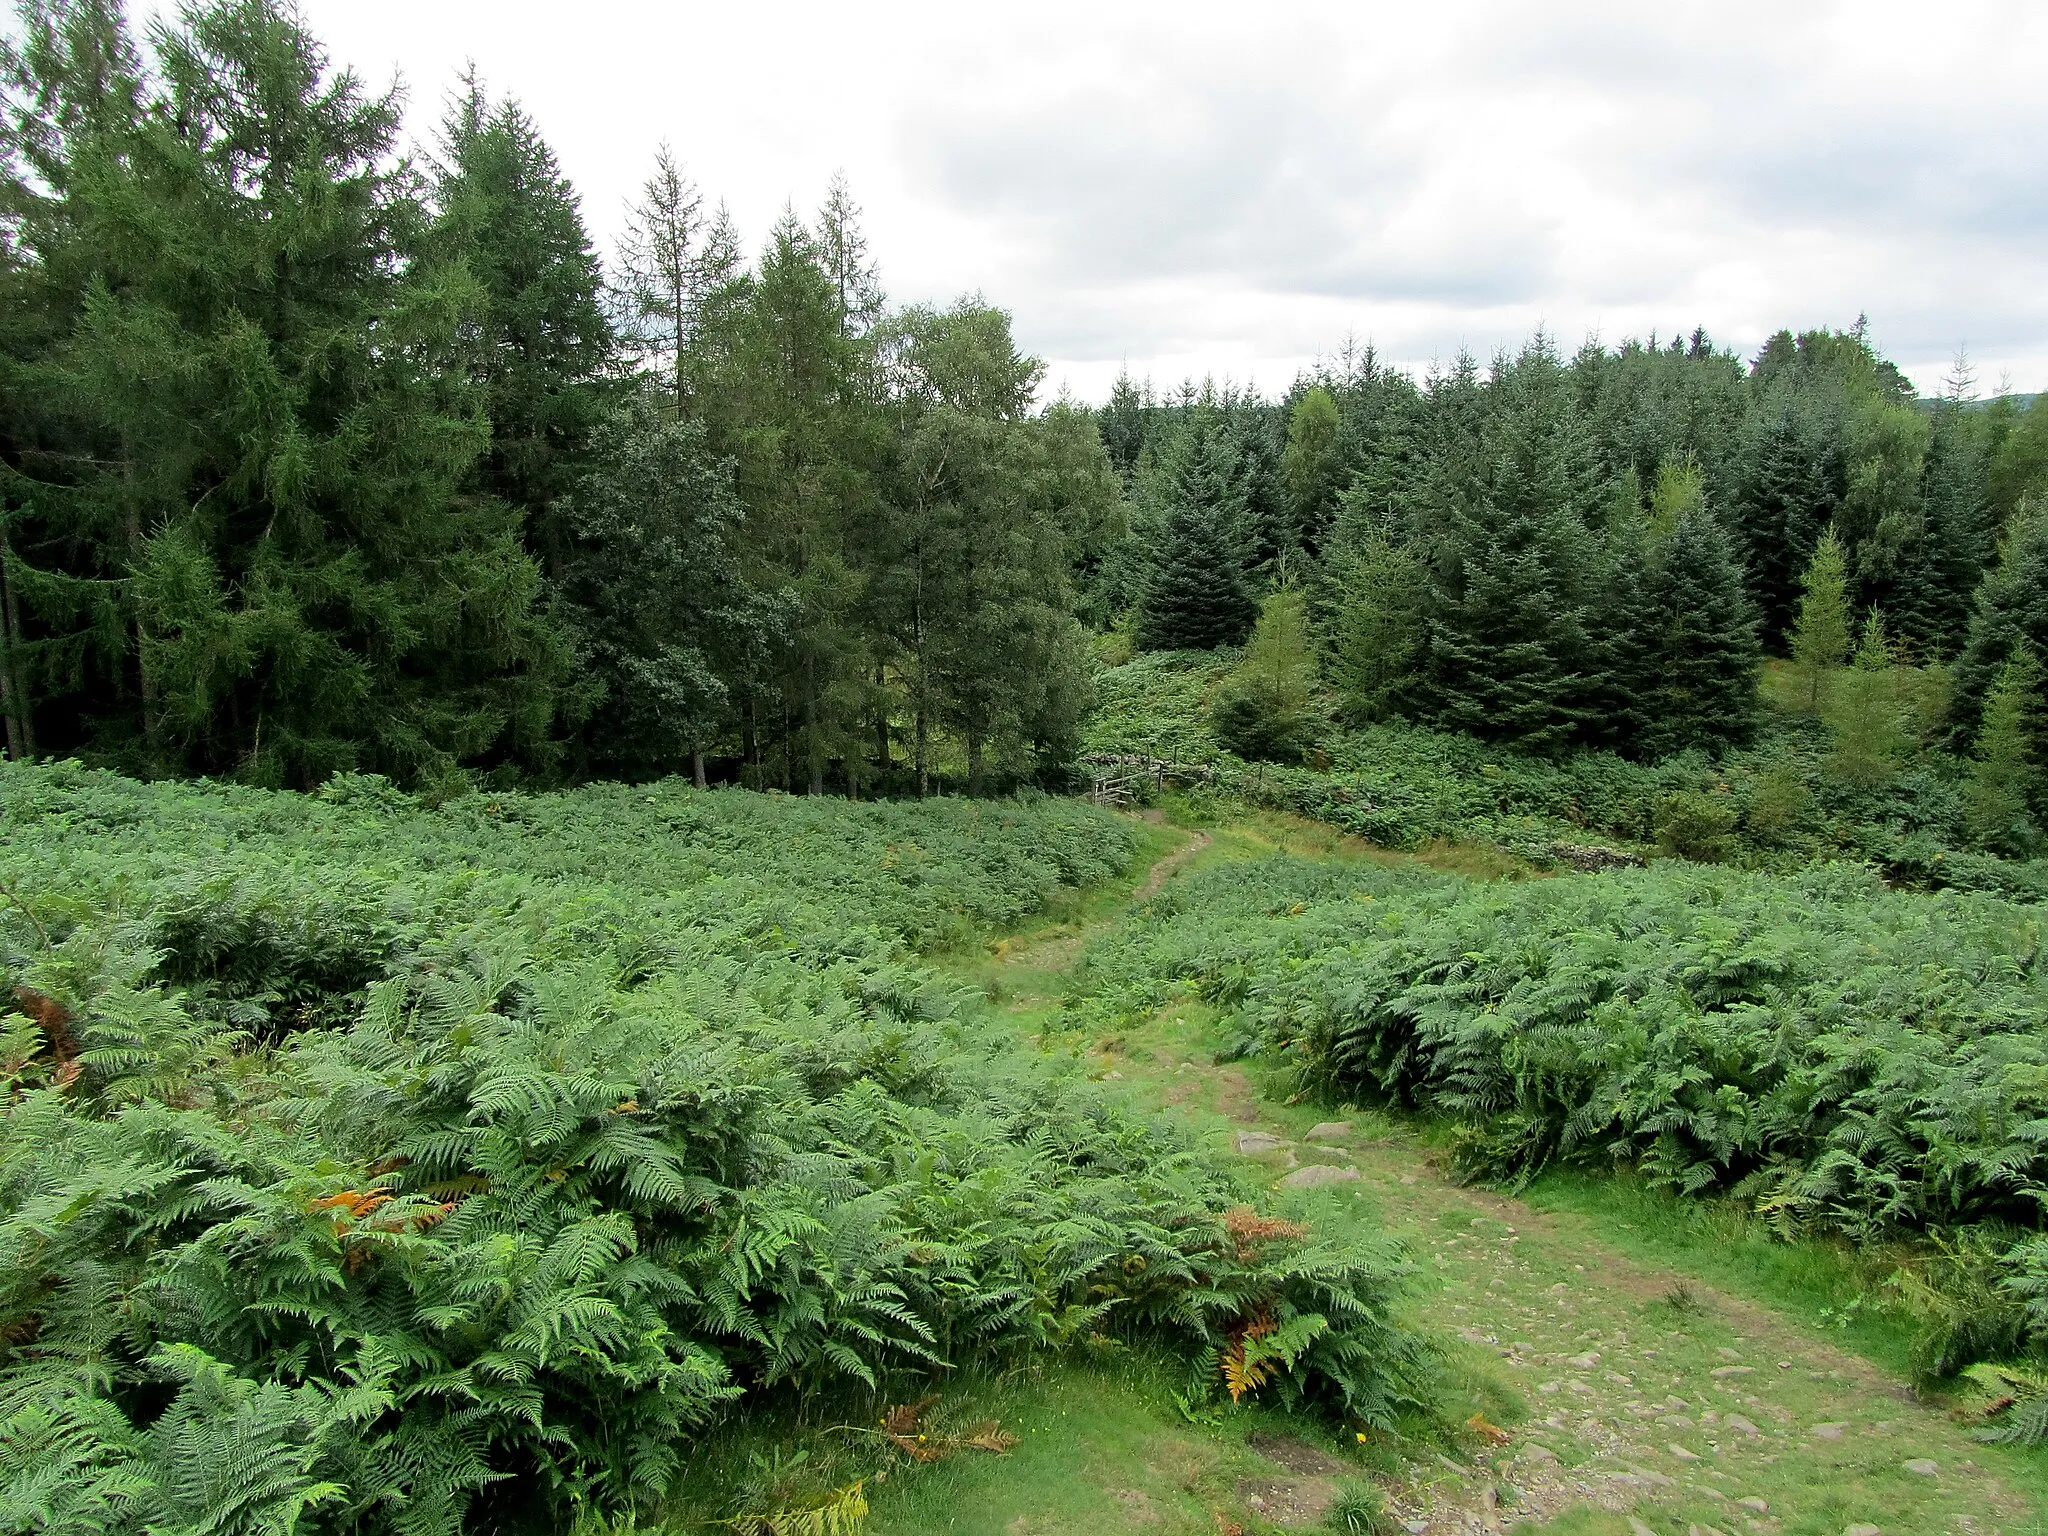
[984,825,2039,1536]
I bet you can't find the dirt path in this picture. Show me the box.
[988,827,2038,1536]
[1133,828,1211,899]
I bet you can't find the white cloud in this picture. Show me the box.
[180,0,2048,397]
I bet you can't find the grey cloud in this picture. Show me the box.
[899,53,1562,312]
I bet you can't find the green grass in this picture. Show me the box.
[1518,1169,1929,1381]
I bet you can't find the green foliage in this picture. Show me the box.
[1824,612,1915,786]
[1079,851,2048,1371]
[0,0,573,784]
[1789,528,1853,711]
[0,764,1429,1533]
[558,390,749,777]
[1136,499,1257,653]
[1210,591,1320,764]
[1652,790,1739,863]
[1965,647,2044,856]
[1084,650,2021,885]
[1636,494,1762,754]
[1323,533,1423,727]
[430,74,616,569]
[1281,387,1344,557]
[1952,502,2048,753]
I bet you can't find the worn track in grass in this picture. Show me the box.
[904,813,2048,1536]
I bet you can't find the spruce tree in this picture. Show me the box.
[1964,646,2043,854]
[0,0,570,784]
[1729,408,1834,645]
[1913,404,1993,655]
[1136,500,1256,651]
[1325,527,1424,725]
[1581,476,1660,752]
[432,79,614,574]
[1639,502,1762,754]
[1950,503,2048,745]
[1789,527,1852,711]
[1408,340,1601,751]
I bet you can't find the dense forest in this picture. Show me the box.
[7,0,2048,809]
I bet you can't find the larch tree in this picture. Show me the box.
[1789,528,1853,712]
[1964,645,2043,854]
[1280,385,1344,557]
[612,145,741,417]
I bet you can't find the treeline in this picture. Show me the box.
[10,3,2048,799]
[0,0,1116,794]
[1102,332,2048,760]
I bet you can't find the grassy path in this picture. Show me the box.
[867,812,2048,1536]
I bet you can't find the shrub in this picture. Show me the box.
[0,764,1430,1534]
[1653,790,1739,863]
[1078,853,2048,1370]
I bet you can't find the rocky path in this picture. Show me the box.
[991,824,2043,1536]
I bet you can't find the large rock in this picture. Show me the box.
[1279,1164,1360,1189]
[1235,1131,1287,1154]
[1304,1121,1352,1142]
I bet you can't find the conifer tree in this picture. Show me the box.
[1580,475,1660,752]
[1964,645,2043,854]
[1729,408,1835,645]
[1913,403,1993,655]
[612,146,741,417]
[1639,501,1762,754]
[1408,341,1601,751]
[814,171,884,339]
[1824,611,1908,786]
[0,0,570,784]
[1211,586,1318,760]
[1325,524,1424,725]
[1281,386,1343,557]
[1789,527,1852,711]
[432,78,614,573]
[1098,371,1150,482]
[711,213,878,794]
[1950,503,2048,746]
[1136,500,1256,651]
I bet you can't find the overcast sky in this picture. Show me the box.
[241,2,2048,401]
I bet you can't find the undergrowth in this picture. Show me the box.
[0,763,1431,1535]
[1075,849,2048,1392]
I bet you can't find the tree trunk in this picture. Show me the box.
[121,502,161,760]
[967,729,984,798]
[692,747,706,790]
[0,520,29,759]
[874,665,891,774]
[804,663,823,796]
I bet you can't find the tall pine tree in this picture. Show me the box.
[0,0,570,784]
[431,78,614,575]
[1136,501,1256,651]
[1951,503,2048,748]
[1638,501,1762,754]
